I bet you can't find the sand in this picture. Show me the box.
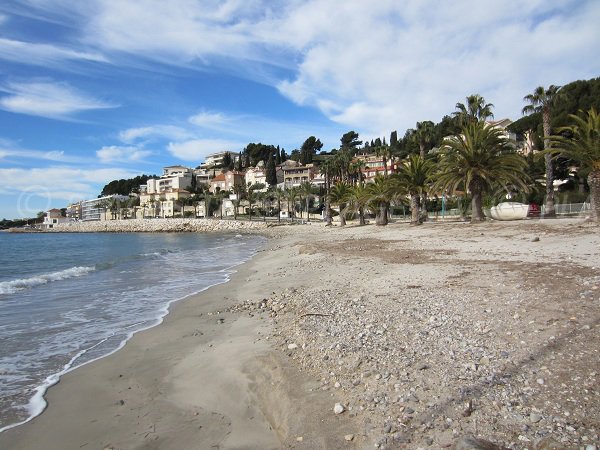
[0,218,598,449]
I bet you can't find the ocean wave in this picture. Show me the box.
[0,266,96,295]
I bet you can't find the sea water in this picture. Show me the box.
[0,231,265,431]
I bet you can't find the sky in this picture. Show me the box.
[0,0,599,219]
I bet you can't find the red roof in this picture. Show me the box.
[212,174,226,182]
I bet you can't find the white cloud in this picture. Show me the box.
[0,80,117,119]
[68,0,599,136]
[0,166,139,216]
[96,145,152,163]
[167,139,242,162]
[188,111,231,128]
[0,38,108,66]
[0,140,84,163]
[119,125,192,143]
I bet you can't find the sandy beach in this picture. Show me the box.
[1,218,598,449]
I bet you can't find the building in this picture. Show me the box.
[141,166,193,194]
[209,171,245,193]
[282,162,317,188]
[245,161,268,190]
[66,202,82,220]
[202,151,240,168]
[193,167,224,187]
[41,208,69,229]
[138,188,191,218]
[354,154,397,182]
[80,195,130,221]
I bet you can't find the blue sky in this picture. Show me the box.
[0,0,599,219]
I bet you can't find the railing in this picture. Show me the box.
[542,202,591,216]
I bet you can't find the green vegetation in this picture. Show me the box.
[101,175,156,196]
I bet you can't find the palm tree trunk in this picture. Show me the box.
[410,194,420,225]
[339,202,346,227]
[375,202,388,225]
[358,206,365,225]
[278,198,281,223]
[588,171,600,222]
[542,109,556,217]
[470,180,485,222]
[383,156,388,177]
[306,197,310,222]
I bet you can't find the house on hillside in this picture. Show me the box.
[141,166,193,194]
[209,171,245,193]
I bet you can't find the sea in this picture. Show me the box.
[0,231,265,432]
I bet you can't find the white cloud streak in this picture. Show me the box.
[0,38,108,66]
[96,145,152,163]
[0,80,117,119]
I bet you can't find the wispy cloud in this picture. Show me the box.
[0,139,85,163]
[96,145,152,163]
[0,80,117,119]
[119,125,192,143]
[0,166,139,216]
[72,0,598,134]
[188,110,231,129]
[0,38,108,66]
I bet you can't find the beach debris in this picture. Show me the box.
[333,403,345,414]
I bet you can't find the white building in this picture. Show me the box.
[202,151,240,168]
[142,166,193,194]
[245,161,268,190]
[42,208,69,229]
[80,195,130,221]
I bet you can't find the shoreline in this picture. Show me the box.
[0,242,266,434]
[8,217,270,233]
[1,219,598,449]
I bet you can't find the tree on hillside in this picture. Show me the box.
[550,108,600,222]
[340,131,362,153]
[434,121,529,222]
[414,121,435,158]
[300,136,323,165]
[523,85,562,217]
[266,152,277,186]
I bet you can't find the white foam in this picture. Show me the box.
[0,266,95,295]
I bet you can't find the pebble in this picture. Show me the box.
[334,403,345,414]
[287,343,298,350]
[344,434,354,441]
[530,413,543,423]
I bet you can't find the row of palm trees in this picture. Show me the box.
[324,107,600,225]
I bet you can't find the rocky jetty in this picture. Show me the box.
[49,218,268,233]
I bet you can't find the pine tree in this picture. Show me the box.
[236,152,243,171]
[280,148,287,162]
[266,153,277,186]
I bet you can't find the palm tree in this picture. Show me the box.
[434,121,529,222]
[299,182,315,221]
[329,183,352,226]
[454,94,494,125]
[246,189,257,221]
[284,187,299,219]
[366,175,395,225]
[232,183,246,220]
[346,183,371,226]
[392,155,434,225]
[523,85,562,217]
[349,159,366,184]
[374,143,392,176]
[550,108,600,222]
[319,158,336,225]
[414,121,435,158]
